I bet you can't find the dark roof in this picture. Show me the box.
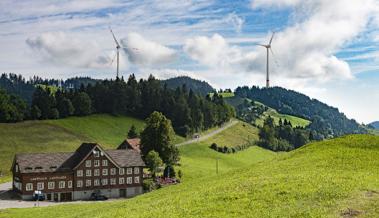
[117,138,141,152]
[15,152,75,173]
[14,143,145,173]
[106,149,145,167]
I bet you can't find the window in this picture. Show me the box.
[94,179,100,186]
[110,168,116,175]
[37,182,44,190]
[102,169,108,176]
[134,167,140,174]
[68,181,72,188]
[127,168,132,175]
[77,180,83,188]
[94,169,100,176]
[126,177,132,184]
[94,160,100,167]
[134,176,140,184]
[26,183,33,191]
[15,164,19,173]
[102,160,108,166]
[119,168,125,175]
[48,182,55,189]
[110,178,116,185]
[94,150,100,158]
[85,160,91,167]
[86,169,92,177]
[119,177,125,184]
[59,181,65,189]
[77,170,83,177]
[101,179,108,185]
[86,179,91,187]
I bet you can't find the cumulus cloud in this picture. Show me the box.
[26,32,112,68]
[249,0,379,80]
[121,32,176,66]
[226,13,244,33]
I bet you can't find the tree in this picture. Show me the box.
[72,92,92,116]
[163,165,176,178]
[140,111,179,165]
[57,97,74,118]
[145,150,163,177]
[127,125,139,138]
[30,105,41,120]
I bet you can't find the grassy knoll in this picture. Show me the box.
[203,121,259,147]
[2,135,379,217]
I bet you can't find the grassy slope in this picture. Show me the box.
[203,122,259,147]
[226,95,310,127]
[0,115,147,183]
[2,135,379,218]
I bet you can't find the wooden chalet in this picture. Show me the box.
[11,141,145,201]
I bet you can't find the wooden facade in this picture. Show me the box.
[11,142,145,201]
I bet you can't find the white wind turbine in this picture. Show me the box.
[109,27,138,79]
[258,32,275,88]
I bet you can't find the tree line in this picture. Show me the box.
[0,74,235,137]
[258,116,311,151]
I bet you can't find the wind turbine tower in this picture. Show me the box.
[109,27,121,79]
[259,32,275,88]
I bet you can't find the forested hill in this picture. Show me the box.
[162,76,215,96]
[370,121,379,129]
[235,86,367,139]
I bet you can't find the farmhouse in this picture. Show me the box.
[11,142,145,201]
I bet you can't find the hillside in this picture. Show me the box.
[0,115,149,183]
[225,95,310,127]
[369,121,379,129]
[2,135,378,217]
[235,86,366,139]
[162,76,215,96]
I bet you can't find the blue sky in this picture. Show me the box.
[0,0,378,123]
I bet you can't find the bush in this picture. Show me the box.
[143,179,156,192]
[163,165,176,178]
[210,143,218,150]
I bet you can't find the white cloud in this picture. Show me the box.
[226,13,244,33]
[26,32,113,69]
[249,0,379,80]
[121,32,176,66]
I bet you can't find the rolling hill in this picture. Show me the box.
[162,76,215,96]
[369,121,379,129]
[2,134,378,217]
[225,95,310,128]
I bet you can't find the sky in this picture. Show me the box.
[0,0,379,123]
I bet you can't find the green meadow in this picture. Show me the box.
[2,135,379,217]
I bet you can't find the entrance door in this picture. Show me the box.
[61,192,72,201]
[119,189,126,198]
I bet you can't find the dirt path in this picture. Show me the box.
[175,120,238,147]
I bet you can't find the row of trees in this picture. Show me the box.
[0,89,27,122]
[0,74,235,137]
[259,117,311,151]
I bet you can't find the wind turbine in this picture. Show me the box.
[109,27,139,79]
[258,32,275,88]
[109,27,121,79]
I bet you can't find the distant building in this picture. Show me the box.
[11,142,145,201]
[117,138,141,152]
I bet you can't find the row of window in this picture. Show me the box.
[25,181,73,191]
[25,176,140,191]
[76,176,140,187]
[85,159,108,167]
[77,167,139,177]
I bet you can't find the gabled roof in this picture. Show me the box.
[106,149,145,167]
[13,142,145,174]
[117,138,141,152]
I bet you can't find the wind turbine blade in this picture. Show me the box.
[269,32,275,45]
[109,27,120,47]
[270,48,280,67]
[257,44,267,48]
[110,52,117,66]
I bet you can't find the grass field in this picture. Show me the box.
[203,121,259,147]
[2,134,378,217]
